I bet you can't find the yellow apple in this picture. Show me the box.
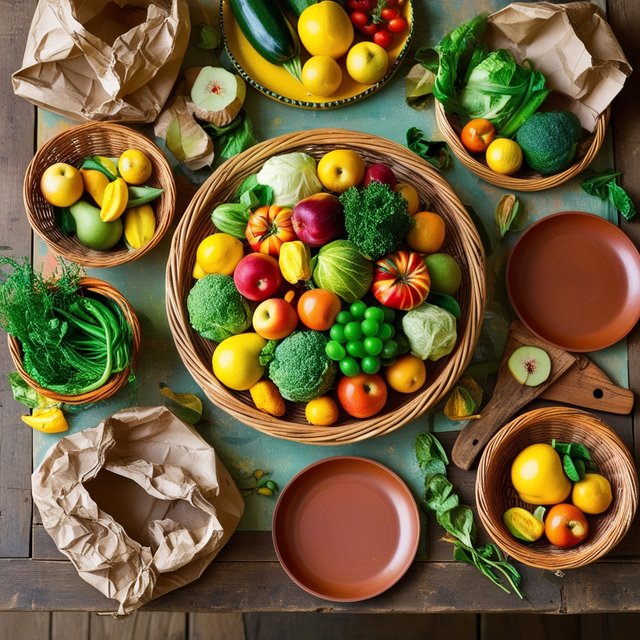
[316,149,366,193]
[39,162,84,207]
[345,41,389,85]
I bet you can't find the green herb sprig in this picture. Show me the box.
[415,432,523,598]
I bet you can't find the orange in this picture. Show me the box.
[305,396,339,426]
[406,211,446,253]
[385,354,427,393]
[297,288,341,331]
[485,139,523,175]
[396,182,420,215]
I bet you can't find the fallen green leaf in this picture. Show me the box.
[159,383,203,424]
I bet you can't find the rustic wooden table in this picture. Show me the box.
[1,0,639,615]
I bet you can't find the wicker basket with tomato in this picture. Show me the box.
[166,128,485,444]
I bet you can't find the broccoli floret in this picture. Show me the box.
[268,330,336,402]
[187,274,251,342]
[516,111,582,175]
[340,181,413,260]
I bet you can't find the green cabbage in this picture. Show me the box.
[402,303,457,361]
[256,152,323,207]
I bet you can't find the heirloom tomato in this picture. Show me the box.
[371,250,431,310]
[246,205,296,256]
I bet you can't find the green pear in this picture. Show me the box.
[69,200,123,251]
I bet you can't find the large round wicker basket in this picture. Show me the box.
[8,277,141,405]
[435,101,609,192]
[23,122,176,267]
[476,407,638,570]
[166,129,486,444]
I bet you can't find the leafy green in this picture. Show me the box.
[235,174,274,208]
[206,110,258,159]
[552,439,596,477]
[7,372,60,410]
[415,432,523,598]
[580,170,636,221]
[406,127,452,170]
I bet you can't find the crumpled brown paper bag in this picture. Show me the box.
[32,406,245,615]
[12,0,190,122]
[486,2,632,132]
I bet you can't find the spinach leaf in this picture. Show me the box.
[580,169,636,221]
[581,170,621,199]
[608,182,636,220]
[406,127,453,170]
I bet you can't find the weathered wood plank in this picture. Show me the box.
[89,611,186,640]
[243,613,477,640]
[51,612,90,640]
[482,613,581,639]
[0,0,37,559]
[189,613,245,640]
[0,611,49,639]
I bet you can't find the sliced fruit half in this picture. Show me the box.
[190,66,246,127]
[507,345,551,386]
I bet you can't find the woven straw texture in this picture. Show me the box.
[23,122,176,267]
[8,277,141,405]
[435,101,609,192]
[166,128,486,444]
[476,407,638,570]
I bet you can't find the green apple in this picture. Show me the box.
[345,42,389,85]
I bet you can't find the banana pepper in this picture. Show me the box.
[21,407,68,433]
[100,177,129,222]
[279,240,312,284]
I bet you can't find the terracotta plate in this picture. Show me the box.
[221,1,413,109]
[272,456,420,601]
[506,211,640,352]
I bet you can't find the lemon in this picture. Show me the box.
[486,138,523,175]
[212,333,267,391]
[297,1,354,59]
[301,55,343,98]
[118,148,152,185]
[424,253,462,295]
[572,473,613,514]
[510,443,572,505]
[196,233,244,275]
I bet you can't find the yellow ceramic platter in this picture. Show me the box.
[221,1,414,109]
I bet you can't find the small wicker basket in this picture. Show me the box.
[7,277,141,405]
[476,407,638,570]
[23,122,176,267]
[166,129,486,445]
[435,101,609,192]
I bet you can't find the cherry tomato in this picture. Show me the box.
[380,7,399,20]
[387,16,408,33]
[349,10,369,28]
[358,22,379,37]
[460,118,496,153]
[347,0,372,10]
[544,504,589,548]
[373,28,393,48]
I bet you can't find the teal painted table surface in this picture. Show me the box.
[32,0,627,538]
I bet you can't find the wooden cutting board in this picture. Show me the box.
[451,321,634,471]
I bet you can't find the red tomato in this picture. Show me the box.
[245,205,296,256]
[460,118,497,153]
[544,504,589,548]
[347,0,372,10]
[373,28,393,48]
[337,373,388,419]
[358,22,379,36]
[387,16,408,33]
[350,10,369,28]
[380,7,399,20]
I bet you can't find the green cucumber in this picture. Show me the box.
[280,0,318,17]
[227,0,302,81]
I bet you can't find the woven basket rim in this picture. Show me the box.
[166,128,487,444]
[476,407,638,570]
[435,101,609,192]
[8,276,141,405]
[23,121,176,268]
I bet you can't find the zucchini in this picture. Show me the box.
[280,0,318,18]
[227,0,302,81]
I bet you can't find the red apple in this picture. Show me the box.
[233,253,282,302]
[362,162,397,189]
[252,298,298,340]
[291,193,344,247]
[544,504,589,548]
[337,372,388,418]
[371,251,431,310]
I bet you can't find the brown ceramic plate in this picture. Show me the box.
[506,211,640,352]
[272,457,420,601]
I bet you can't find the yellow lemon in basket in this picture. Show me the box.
[485,138,523,175]
[298,1,354,59]
[212,333,267,391]
[572,473,613,514]
[196,233,244,276]
[511,443,572,505]
[301,55,343,98]
[118,148,152,185]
